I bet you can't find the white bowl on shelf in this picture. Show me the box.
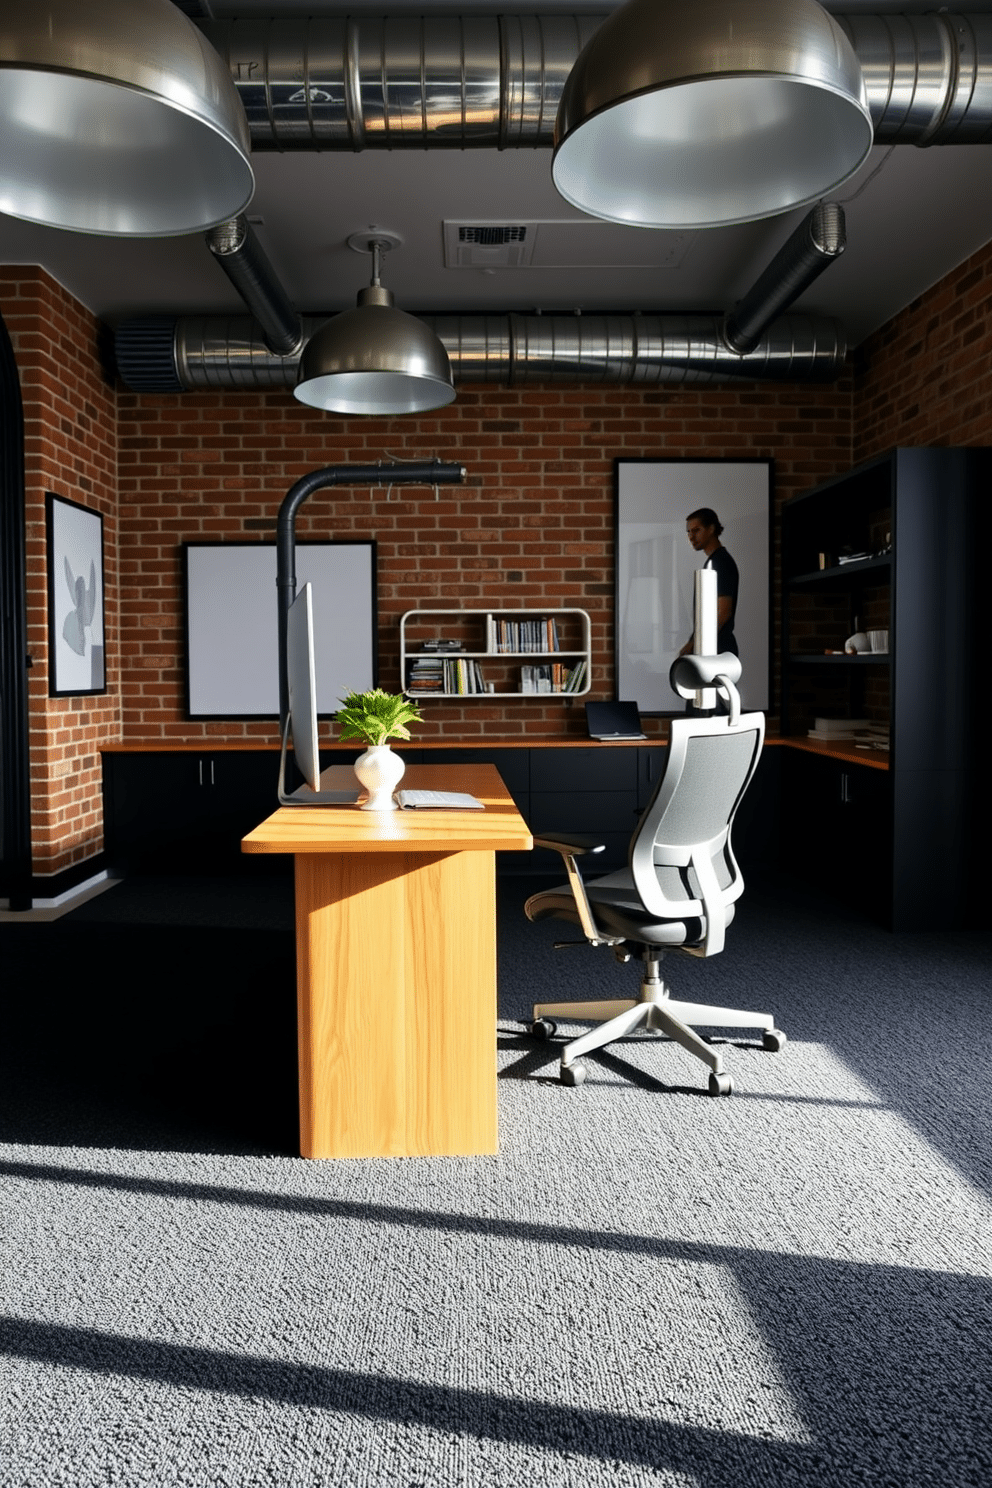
[844,632,869,654]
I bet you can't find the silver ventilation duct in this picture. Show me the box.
[199,13,992,151]
[205,215,302,356]
[115,313,846,393]
[117,11,992,395]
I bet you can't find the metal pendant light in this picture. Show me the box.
[295,238,456,417]
[552,0,874,230]
[0,0,253,237]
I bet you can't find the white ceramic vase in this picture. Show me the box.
[353,744,405,811]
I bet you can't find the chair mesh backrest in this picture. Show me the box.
[629,714,764,917]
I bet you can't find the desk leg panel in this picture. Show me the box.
[295,851,498,1158]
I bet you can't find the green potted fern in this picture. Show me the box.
[335,688,422,811]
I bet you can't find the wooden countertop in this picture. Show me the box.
[103,733,890,769]
[242,763,534,855]
[778,736,890,770]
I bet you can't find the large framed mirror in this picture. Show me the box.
[615,458,771,714]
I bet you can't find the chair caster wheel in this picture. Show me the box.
[530,1018,557,1041]
[708,1072,734,1097]
[762,1028,786,1053]
[560,1061,586,1087]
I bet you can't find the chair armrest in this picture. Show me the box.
[532,833,606,855]
[530,834,620,947]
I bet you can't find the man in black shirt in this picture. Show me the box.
[679,507,739,658]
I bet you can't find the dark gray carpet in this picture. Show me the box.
[0,867,989,1487]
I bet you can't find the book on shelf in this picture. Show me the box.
[520,658,586,694]
[494,616,560,654]
[564,658,587,693]
[808,717,891,743]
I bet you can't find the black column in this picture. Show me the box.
[0,310,32,909]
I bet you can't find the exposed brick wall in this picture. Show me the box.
[12,233,992,878]
[854,238,992,456]
[116,381,852,743]
[0,268,120,878]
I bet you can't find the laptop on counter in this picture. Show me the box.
[585,700,646,741]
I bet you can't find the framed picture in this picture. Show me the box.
[183,541,378,719]
[46,492,106,697]
[615,459,771,714]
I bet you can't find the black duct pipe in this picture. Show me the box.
[723,203,847,356]
[276,460,466,728]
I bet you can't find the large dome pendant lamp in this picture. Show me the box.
[551,0,874,230]
[0,0,253,236]
[294,236,456,417]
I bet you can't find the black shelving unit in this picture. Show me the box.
[780,446,988,929]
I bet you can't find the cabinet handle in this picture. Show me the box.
[210,760,215,786]
[840,772,850,804]
[198,759,203,787]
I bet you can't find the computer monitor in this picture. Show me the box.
[287,584,320,792]
[278,584,360,806]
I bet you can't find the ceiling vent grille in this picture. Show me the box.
[448,223,533,267]
[444,220,694,271]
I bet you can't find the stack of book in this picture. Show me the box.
[407,657,446,694]
[807,716,870,741]
[855,723,891,752]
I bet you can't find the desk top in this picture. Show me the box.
[241,763,533,855]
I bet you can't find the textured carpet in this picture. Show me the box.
[0,867,990,1487]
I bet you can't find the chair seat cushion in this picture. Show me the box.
[525,867,735,946]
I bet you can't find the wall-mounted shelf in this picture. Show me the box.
[787,653,890,665]
[788,554,891,586]
[400,609,592,699]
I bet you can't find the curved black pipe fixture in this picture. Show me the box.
[0,310,32,909]
[276,460,466,728]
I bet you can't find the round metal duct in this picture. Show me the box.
[552,0,874,229]
[0,0,253,236]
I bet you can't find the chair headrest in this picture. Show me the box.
[669,652,743,725]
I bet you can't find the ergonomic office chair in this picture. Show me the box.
[525,653,785,1096]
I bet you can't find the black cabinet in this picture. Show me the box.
[102,740,781,884]
[781,751,891,910]
[103,751,286,873]
[780,447,987,928]
[530,747,639,871]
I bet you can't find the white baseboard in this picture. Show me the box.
[0,870,120,922]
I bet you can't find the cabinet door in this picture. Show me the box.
[528,791,637,872]
[530,748,639,871]
[104,752,203,871]
[104,751,292,874]
[781,752,891,918]
[205,753,285,867]
[530,746,637,793]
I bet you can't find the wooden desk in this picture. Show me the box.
[241,763,533,1159]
